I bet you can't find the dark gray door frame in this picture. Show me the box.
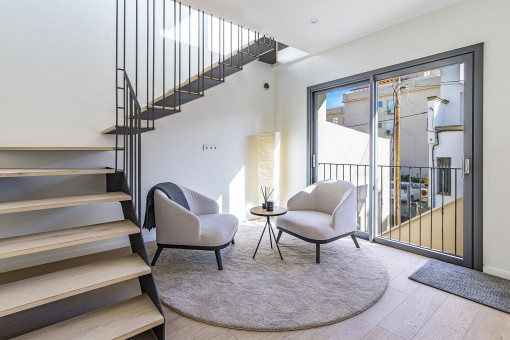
[307,43,483,270]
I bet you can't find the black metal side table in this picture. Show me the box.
[250,206,287,260]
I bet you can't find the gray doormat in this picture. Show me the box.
[409,259,510,313]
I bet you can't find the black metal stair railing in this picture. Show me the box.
[115,0,275,128]
[109,71,165,340]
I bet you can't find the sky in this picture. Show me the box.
[326,88,352,109]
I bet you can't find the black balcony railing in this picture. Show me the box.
[318,162,462,257]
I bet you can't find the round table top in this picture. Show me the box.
[250,206,287,217]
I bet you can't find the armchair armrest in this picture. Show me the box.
[154,190,200,245]
[331,187,357,235]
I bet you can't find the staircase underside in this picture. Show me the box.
[103,39,276,135]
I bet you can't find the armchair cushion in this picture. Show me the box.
[276,210,335,240]
[199,213,239,247]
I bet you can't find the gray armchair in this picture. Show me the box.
[275,180,359,263]
[150,185,238,270]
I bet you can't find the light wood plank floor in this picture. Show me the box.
[149,239,510,340]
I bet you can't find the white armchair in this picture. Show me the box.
[150,185,238,270]
[275,180,359,263]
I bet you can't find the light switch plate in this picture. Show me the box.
[203,144,217,151]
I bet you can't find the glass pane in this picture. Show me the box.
[316,83,370,233]
[377,64,464,257]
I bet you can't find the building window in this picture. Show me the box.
[332,117,339,124]
[386,99,395,114]
[378,101,383,108]
[437,157,452,195]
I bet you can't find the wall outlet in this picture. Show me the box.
[202,144,217,151]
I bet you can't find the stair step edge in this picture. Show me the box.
[0,219,139,260]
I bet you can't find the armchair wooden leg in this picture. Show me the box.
[231,238,235,245]
[215,249,223,270]
[351,234,360,248]
[151,246,163,266]
[316,243,320,263]
[276,230,283,243]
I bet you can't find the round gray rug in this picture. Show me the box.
[152,222,389,331]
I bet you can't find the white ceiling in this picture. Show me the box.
[182,0,461,55]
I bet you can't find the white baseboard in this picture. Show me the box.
[0,232,157,273]
[483,265,510,280]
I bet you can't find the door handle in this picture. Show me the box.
[462,153,470,176]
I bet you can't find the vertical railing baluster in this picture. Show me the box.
[364,165,367,234]
[218,17,221,79]
[356,165,359,230]
[197,9,200,93]
[389,166,392,240]
[380,165,383,237]
[419,167,422,247]
[210,14,213,78]
[151,0,155,126]
[162,0,166,110]
[399,166,401,242]
[172,0,176,109]
[441,168,445,252]
[329,164,332,179]
[178,2,181,106]
[188,5,191,93]
[240,26,243,67]
[115,0,119,171]
[135,0,138,95]
[146,0,149,116]
[430,166,433,249]
[222,19,225,78]
[454,169,457,256]
[408,166,411,244]
[201,11,204,93]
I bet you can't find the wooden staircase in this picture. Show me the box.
[0,147,164,339]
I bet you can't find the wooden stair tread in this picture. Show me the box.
[0,147,122,151]
[0,192,131,214]
[0,254,151,317]
[0,168,118,178]
[0,220,139,260]
[13,294,163,340]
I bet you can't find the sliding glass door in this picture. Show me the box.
[307,45,482,269]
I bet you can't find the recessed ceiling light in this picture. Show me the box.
[310,19,319,24]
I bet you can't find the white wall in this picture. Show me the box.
[0,0,274,271]
[274,0,510,278]
[140,60,274,224]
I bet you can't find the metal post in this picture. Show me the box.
[419,167,422,247]
[135,0,138,95]
[188,5,191,92]
[152,0,155,125]
[162,0,166,109]
[454,169,457,255]
[442,169,445,252]
[409,166,411,244]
